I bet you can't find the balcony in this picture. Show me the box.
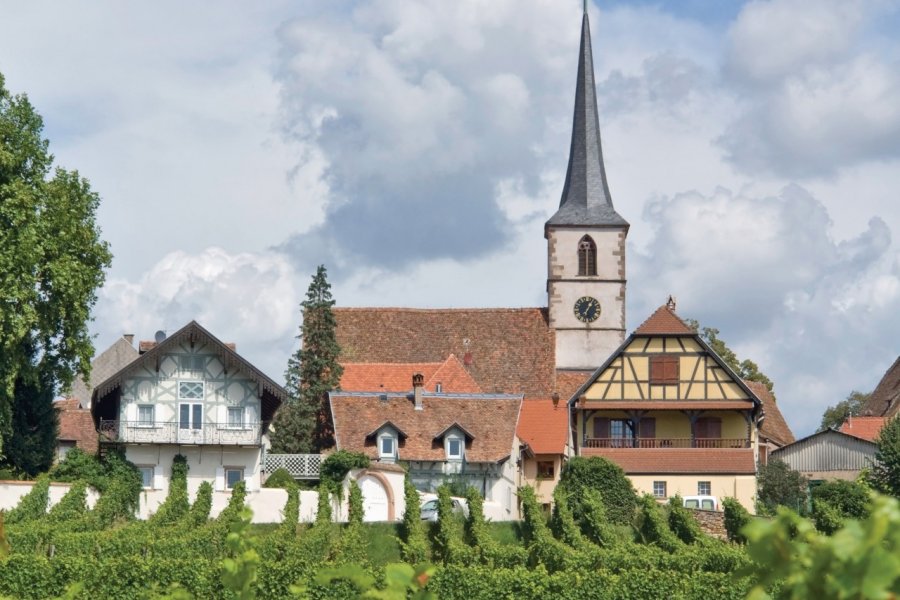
[99,420,262,446]
[583,437,751,449]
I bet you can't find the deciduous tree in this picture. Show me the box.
[757,459,808,515]
[869,415,900,498]
[685,319,774,392]
[0,73,112,455]
[818,390,872,432]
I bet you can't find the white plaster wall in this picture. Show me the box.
[547,228,625,280]
[0,481,100,512]
[555,327,624,371]
[125,445,262,495]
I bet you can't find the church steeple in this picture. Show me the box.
[547,8,627,228]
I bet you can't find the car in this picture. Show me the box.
[419,495,469,521]
[682,495,718,511]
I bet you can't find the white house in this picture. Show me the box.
[91,321,287,496]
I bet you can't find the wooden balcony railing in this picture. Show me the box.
[99,420,262,446]
[583,437,751,449]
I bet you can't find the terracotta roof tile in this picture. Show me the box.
[633,304,694,336]
[56,400,98,453]
[582,448,756,474]
[744,381,795,446]
[517,399,568,455]
[330,392,522,463]
[335,308,555,397]
[839,416,887,442]
[863,357,900,418]
[555,370,593,402]
[340,355,481,394]
[579,400,755,410]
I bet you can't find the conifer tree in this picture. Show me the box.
[270,265,343,453]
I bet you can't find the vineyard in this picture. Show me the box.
[2,454,900,599]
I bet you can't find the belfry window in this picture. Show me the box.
[577,236,597,276]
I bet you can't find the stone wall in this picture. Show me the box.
[689,508,727,539]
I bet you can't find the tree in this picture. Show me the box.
[818,390,872,432]
[756,459,808,515]
[685,319,774,392]
[869,415,900,498]
[557,456,638,525]
[270,265,343,453]
[0,73,112,456]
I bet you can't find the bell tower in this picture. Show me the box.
[546,7,628,370]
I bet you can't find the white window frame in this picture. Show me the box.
[179,355,204,374]
[179,403,203,430]
[178,380,204,401]
[446,434,464,461]
[226,407,245,429]
[225,467,244,490]
[378,432,396,460]
[139,466,155,489]
[653,481,667,498]
[698,481,712,496]
[136,404,155,428]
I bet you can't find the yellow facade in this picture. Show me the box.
[520,454,564,506]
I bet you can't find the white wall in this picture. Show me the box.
[126,445,262,494]
[0,481,100,512]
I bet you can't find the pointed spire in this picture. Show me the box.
[547,9,628,228]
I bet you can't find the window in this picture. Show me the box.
[57,441,76,462]
[698,481,711,496]
[179,403,203,430]
[592,417,634,447]
[137,405,155,427]
[649,355,679,384]
[226,407,244,429]
[653,481,667,498]
[179,355,204,373]
[447,436,463,459]
[139,466,154,489]
[178,381,204,400]
[435,382,443,393]
[225,468,244,490]
[577,235,597,276]
[379,434,395,459]
[537,461,555,479]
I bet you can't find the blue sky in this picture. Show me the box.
[1,0,898,436]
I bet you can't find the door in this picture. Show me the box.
[357,475,390,522]
[178,403,203,444]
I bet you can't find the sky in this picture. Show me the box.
[1,0,898,437]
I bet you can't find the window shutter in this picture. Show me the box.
[639,418,656,439]
[665,358,678,382]
[593,418,609,439]
[215,467,225,492]
[709,418,722,439]
[245,467,256,492]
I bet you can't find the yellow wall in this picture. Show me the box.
[520,454,563,505]
[628,474,757,514]
[576,411,751,442]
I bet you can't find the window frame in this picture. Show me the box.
[139,466,155,490]
[225,467,244,490]
[378,432,396,459]
[577,235,598,276]
[697,481,712,496]
[536,460,555,479]
[446,434,464,460]
[136,404,156,428]
[652,480,667,498]
[178,380,204,401]
[226,406,245,430]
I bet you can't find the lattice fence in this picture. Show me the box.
[264,453,322,479]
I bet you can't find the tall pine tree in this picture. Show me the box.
[270,265,343,453]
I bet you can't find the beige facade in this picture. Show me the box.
[520,453,564,506]
[629,474,757,510]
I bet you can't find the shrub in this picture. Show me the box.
[348,479,364,527]
[433,484,473,565]
[216,481,247,527]
[577,488,618,547]
[334,480,367,565]
[869,414,900,497]
[47,481,88,523]
[262,468,296,489]
[150,454,190,526]
[812,479,869,520]
[315,482,333,525]
[399,473,428,564]
[667,494,703,544]
[280,483,300,536]
[519,486,575,572]
[635,494,680,552]
[722,497,751,544]
[188,481,214,526]
[91,475,139,526]
[549,487,590,550]
[558,456,637,525]
[319,450,369,495]
[757,459,809,515]
[5,474,50,524]
[811,499,844,535]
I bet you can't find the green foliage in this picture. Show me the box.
[300,562,435,599]
[315,483,333,524]
[635,494,681,551]
[819,390,872,432]
[221,508,261,600]
[319,449,369,495]
[5,474,49,524]
[576,488,618,547]
[465,486,527,567]
[399,474,428,564]
[558,456,637,525]
[810,479,870,534]
[49,448,105,487]
[668,494,703,544]
[348,479,364,527]
[869,414,900,497]
[722,497,752,544]
[151,455,190,526]
[271,265,343,453]
[433,485,473,565]
[50,448,141,515]
[549,487,590,551]
[743,494,900,599]
[0,512,9,559]
[46,481,87,523]
[686,319,774,391]
[280,484,300,536]
[216,481,247,528]
[0,73,112,455]
[518,486,576,572]
[187,481,213,527]
[1,347,57,476]
[757,459,809,515]
[263,468,296,489]
[334,480,368,565]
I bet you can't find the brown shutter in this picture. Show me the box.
[593,417,609,439]
[639,418,656,439]
[709,417,722,439]
[650,355,679,384]
[695,418,708,439]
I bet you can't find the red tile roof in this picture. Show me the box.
[744,381,795,447]
[330,392,522,462]
[579,400,755,410]
[334,308,555,398]
[863,357,900,418]
[56,399,98,454]
[582,448,756,474]
[633,304,694,335]
[555,370,593,402]
[340,355,481,393]
[517,399,568,455]
[839,416,887,442]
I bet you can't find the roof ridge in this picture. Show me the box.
[633,304,694,335]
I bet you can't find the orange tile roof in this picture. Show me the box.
[555,370,593,402]
[517,399,568,455]
[335,307,555,398]
[839,416,887,442]
[56,399,98,454]
[579,400,755,410]
[744,381,795,446]
[582,447,756,474]
[341,355,482,394]
[330,392,522,463]
[633,304,694,335]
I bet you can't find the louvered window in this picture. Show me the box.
[577,235,597,276]
[649,355,679,384]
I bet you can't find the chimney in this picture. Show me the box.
[123,334,134,345]
[413,372,425,410]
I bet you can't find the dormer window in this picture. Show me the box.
[446,434,463,460]
[577,235,597,276]
[379,432,396,461]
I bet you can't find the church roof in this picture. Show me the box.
[633,303,694,335]
[340,354,482,393]
[546,10,628,229]
[334,307,557,398]
[863,356,900,418]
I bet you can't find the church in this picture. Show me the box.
[330,7,789,512]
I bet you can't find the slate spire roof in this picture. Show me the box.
[547,9,628,229]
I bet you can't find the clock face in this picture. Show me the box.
[574,296,601,323]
